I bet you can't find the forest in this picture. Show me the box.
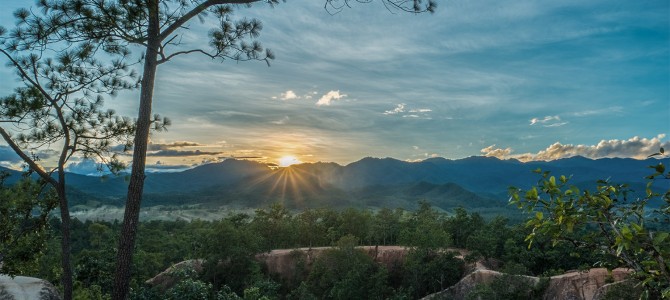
[4,175,669,300]
[1,202,602,299]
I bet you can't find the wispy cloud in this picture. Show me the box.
[149,141,203,150]
[571,106,623,117]
[384,104,432,119]
[271,116,290,125]
[529,115,568,127]
[147,149,224,157]
[384,103,406,115]
[530,115,559,125]
[316,90,347,106]
[146,161,193,173]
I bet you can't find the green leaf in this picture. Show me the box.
[616,244,624,256]
[655,163,665,173]
[535,211,543,220]
[525,187,539,200]
[653,232,669,245]
[621,226,633,240]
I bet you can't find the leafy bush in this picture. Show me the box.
[509,160,670,298]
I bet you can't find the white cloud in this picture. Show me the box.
[274,90,299,100]
[0,161,22,171]
[532,134,669,161]
[384,104,432,119]
[410,108,433,113]
[384,103,406,115]
[316,90,347,106]
[283,90,298,100]
[481,134,669,161]
[529,115,568,127]
[530,115,560,125]
[65,159,115,176]
[481,144,513,158]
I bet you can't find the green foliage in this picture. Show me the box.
[165,279,213,300]
[402,249,464,298]
[510,162,670,298]
[27,201,643,299]
[0,176,57,276]
[72,282,110,300]
[601,280,644,300]
[252,203,297,250]
[305,238,391,299]
[465,274,546,300]
[295,208,328,248]
[370,208,403,246]
[465,216,509,260]
[443,207,485,248]
[200,218,264,294]
[336,208,373,245]
[398,201,451,249]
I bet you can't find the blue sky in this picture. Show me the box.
[0,0,668,173]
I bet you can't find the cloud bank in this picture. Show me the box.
[481,134,669,161]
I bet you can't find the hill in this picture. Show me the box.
[1,156,665,214]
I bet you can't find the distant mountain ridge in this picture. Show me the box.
[0,156,665,211]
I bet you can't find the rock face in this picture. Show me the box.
[147,247,633,300]
[545,268,631,300]
[422,269,533,300]
[146,246,418,291]
[0,275,61,300]
[256,246,415,279]
[423,268,632,300]
[145,259,204,292]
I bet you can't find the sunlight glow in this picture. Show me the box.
[278,156,300,167]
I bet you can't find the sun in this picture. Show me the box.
[278,156,301,167]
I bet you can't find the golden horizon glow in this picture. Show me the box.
[278,155,301,167]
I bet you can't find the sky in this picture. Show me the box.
[0,0,668,174]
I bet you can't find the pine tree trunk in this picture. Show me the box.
[112,1,160,299]
[57,183,73,300]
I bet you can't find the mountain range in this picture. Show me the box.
[1,156,666,213]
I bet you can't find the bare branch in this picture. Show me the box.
[0,126,57,186]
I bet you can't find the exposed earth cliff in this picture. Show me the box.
[147,246,634,300]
